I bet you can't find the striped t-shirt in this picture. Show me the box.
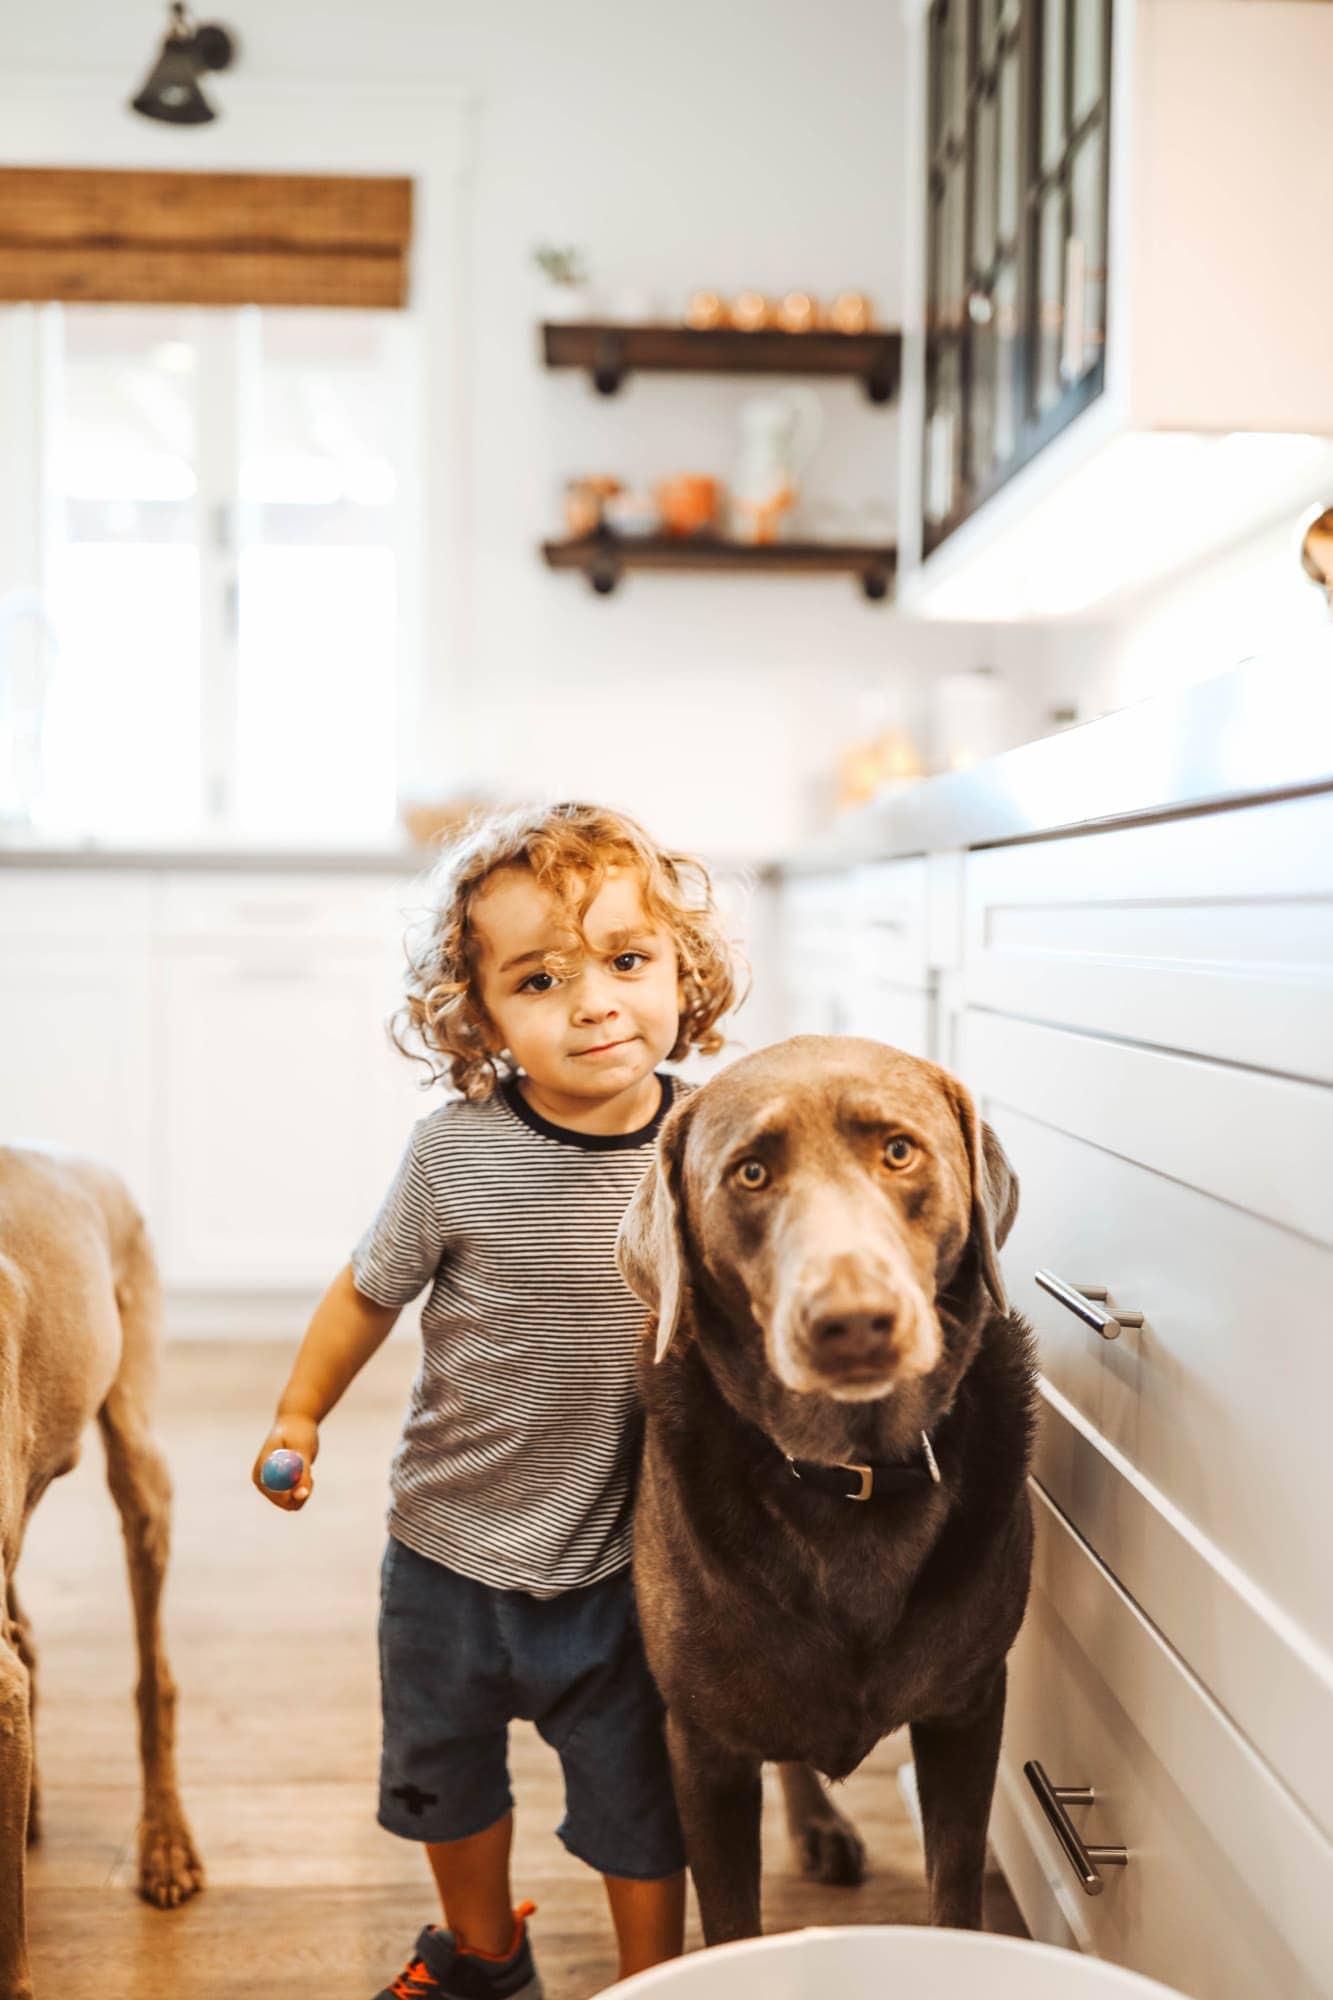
[350,1071,689,1598]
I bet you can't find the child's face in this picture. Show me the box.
[470,863,683,1101]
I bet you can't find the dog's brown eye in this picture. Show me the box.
[735,1159,769,1190]
[884,1135,916,1169]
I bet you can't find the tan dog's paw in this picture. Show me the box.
[138,1814,206,1908]
[797,1810,867,1885]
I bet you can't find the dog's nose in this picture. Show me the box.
[806,1307,897,1353]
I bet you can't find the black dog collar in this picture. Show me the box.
[786,1430,942,1502]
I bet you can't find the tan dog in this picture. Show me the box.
[618,1036,1035,1943]
[0,1149,203,2000]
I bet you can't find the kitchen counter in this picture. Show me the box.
[4,651,1328,881]
[0,839,439,874]
[790,647,1333,871]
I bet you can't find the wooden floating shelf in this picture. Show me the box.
[541,322,902,404]
[542,532,898,601]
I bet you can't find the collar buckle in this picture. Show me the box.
[839,1461,874,1501]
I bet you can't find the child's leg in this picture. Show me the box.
[603,1869,687,1979]
[425,1810,518,1956]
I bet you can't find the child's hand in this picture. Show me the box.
[251,1414,319,1511]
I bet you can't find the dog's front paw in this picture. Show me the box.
[138,1812,206,1908]
[797,1811,867,1886]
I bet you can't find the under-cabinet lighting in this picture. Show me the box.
[915,431,1333,623]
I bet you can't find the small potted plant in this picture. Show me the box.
[534,243,593,322]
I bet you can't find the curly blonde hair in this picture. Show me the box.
[393,799,747,1099]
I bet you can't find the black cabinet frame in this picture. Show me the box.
[922,0,1113,557]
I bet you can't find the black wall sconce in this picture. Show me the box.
[130,2,237,125]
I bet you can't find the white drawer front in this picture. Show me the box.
[966,1008,1333,1252]
[967,1008,1333,1838]
[847,857,929,990]
[783,861,930,1045]
[0,868,154,940]
[157,871,416,942]
[999,1486,1333,2000]
[840,984,932,1059]
[990,1092,1333,1658]
[964,790,1333,1081]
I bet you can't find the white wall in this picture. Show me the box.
[0,0,1055,861]
[1038,513,1333,727]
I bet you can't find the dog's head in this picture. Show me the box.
[618,1036,1017,1453]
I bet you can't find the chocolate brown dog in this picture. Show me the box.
[617,1035,1036,1943]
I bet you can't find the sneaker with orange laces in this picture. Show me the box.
[374,1904,541,2000]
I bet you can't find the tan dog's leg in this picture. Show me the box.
[4,1584,39,1847]
[777,1762,866,1885]
[0,1619,34,2000]
[98,1222,204,1911]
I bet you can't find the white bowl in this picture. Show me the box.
[596,1926,1190,2000]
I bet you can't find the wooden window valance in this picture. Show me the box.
[0,168,413,309]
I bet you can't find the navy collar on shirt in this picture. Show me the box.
[499,1071,676,1151]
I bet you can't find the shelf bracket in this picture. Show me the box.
[586,550,622,595]
[864,363,897,406]
[591,331,626,396]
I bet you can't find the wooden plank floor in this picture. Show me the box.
[21,1339,1025,1999]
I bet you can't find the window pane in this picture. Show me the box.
[1036,188,1066,415]
[994,260,1020,464]
[39,306,203,836]
[972,82,998,275]
[236,310,405,840]
[925,345,963,527]
[1042,0,1067,171]
[1072,0,1105,124]
[940,161,968,333]
[997,46,1022,248]
[1069,124,1107,379]
[937,0,969,150]
[968,299,996,485]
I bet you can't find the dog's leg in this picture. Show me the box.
[4,1583,39,1848]
[98,1385,204,1910]
[665,1711,764,1944]
[0,1617,35,2000]
[777,1762,866,1885]
[98,1219,203,1912]
[909,1664,1006,1929]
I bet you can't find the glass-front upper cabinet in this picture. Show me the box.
[923,0,1112,554]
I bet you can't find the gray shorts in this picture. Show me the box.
[377,1534,686,1880]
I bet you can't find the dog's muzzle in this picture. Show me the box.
[772,1255,942,1399]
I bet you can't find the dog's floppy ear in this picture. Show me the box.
[948,1075,1018,1317]
[617,1091,697,1362]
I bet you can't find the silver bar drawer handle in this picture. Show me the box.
[1035,1268,1144,1341]
[1024,1760,1128,1896]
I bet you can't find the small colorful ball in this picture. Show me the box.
[261,1449,305,1492]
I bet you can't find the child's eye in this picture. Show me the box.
[519,971,558,994]
[612,951,649,972]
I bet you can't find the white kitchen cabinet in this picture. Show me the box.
[952,779,1333,1984]
[898,0,1333,616]
[0,864,430,1310]
[996,1485,1333,2000]
[0,873,155,1213]
[157,939,421,1291]
[780,858,934,1057]
[961,791,1333,1082]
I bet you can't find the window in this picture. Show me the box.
[3,300,416,843]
